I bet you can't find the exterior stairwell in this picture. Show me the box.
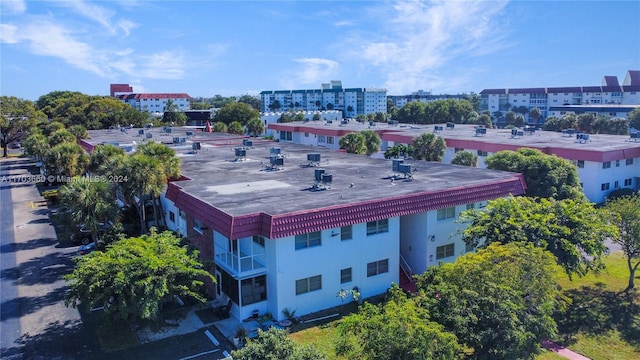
[399,256,417,293]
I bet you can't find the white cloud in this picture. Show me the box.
[59,0,137,36]
[284,58,340,87]
[0,0,26,14]
[351,0,510,94]
[135,51,186,80]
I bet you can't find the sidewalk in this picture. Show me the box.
[542,340,592,360]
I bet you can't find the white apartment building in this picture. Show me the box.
[260,81,387,117]
[115,93,190,113]
[480,70,640,124]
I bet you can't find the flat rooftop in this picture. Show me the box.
[84,127,525,217]
[269,121,640,153]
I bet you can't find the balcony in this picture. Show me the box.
[215,237,266,277]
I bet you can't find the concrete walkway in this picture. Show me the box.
[542,340,592,360]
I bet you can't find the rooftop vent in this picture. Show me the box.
[629,132,640,142]
[307,153,321,166]
[270,147,281,155]
[311,168,332,191]
[434,125,443,133]
[243,139,253,147]
[164,127,172,134]
[234,147,247,159]
[173,137,186,145]
[146,133,153,139]
[576,133,590,143]
[186,131,194,137]
[144,124,152,129]
[562,129,577,137]
[138,129,145,135]
[475,127,487,136]
[392,159,404,172]
[388,120,399,126]
[397,163,414,180]
[369,121,376,127]
[192,142,201,151]
[446,122,455,129]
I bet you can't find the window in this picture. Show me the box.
[436,244,455,260]
[465,242,475,253]
[341,225,353,241]
[625,178,633,186]
[616,160,620,167]
[304,132,309,137]
[454,148,464,153]
[318,135,326,143]
[614,181,619,189]
[367,259,389,277]
[340,268,352,284]
[241,275,267,306]
[193,218,204,234]
[366,219,389,235]
[253,235,265,247]
[577,160,584,168]
[626,158,634,166]
[601,183,610,191]
[295,231,321,250]
[466,203,475,210]
[437,207,456,220]
[477,150,488,157]
[279,131,292,141]
[296,275,321,295]
[602,161,611,169]
[169,211,175,223]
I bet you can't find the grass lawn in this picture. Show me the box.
[290,251,640,360]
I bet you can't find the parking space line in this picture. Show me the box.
[204,329,220,346]
[177,348,220,360]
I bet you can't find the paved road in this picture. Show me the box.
[0,158,84,359]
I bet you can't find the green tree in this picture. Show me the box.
[232,328,326,360]
[278,112,295,123]
[485,148,583,200]
[577,113,596,133]
[238,95,261,111]
[475,114,492,128]
[504,111,517,126]
[67,124,88,140]
[451,151,477,167]
[44,142,89,177]
[411,133,446,161]
[629,108,640,130]
[215,102,259,125]
[162,99,188,126]
[460,196,615,278]
[48,129,77,147]
[312,113,321,121]
[397,101,426,124]
[228,121,245,135]
[336,285,461,360]
[59,178,119,244]
[43,121,66,136]
[529,107,542,124]
[89,144,126,173]
[384,144,413,159]
[604,195,640,291]
[22,132,50,161]
[1,96,45,157]
[65,229,213,321]
[246,118,265,137]
[416,243,565,360]
[212,121,228,133]
[360,130,381,155]
[339,133,367,154]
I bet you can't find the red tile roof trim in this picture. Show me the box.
[166,177,526,240]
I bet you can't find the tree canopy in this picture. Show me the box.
[1,96,46,156]
[485,148,583,200]
[336,285,461,360]
[65,229,213,321]
[339,133,367,154]
[360,130,381,155]
[246,117,266,137]
[215,102,260,125]
[460,196,615,278]
[604,195,640,291]
[629,108,640,130]
[416,242,565,360]
[411,133,446,161]
[451,151,478,167]
[232,328,326,360]
[384,143,413,159]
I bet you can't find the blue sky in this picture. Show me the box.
[1,0,639,101]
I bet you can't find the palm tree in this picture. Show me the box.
[411,133,446,161]
[246,118,265,137]
[23,132,50,162]
[120,154,166,234]
[228,121,244,135]
[89,144,125,173]
[529,107,542,125]
[59,178,119,244]
[451,151,478,167]
[212,122,228,133]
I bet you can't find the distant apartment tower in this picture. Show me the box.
[110,83,190,113]
[260,81,387,117]
[479,70,640,124]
